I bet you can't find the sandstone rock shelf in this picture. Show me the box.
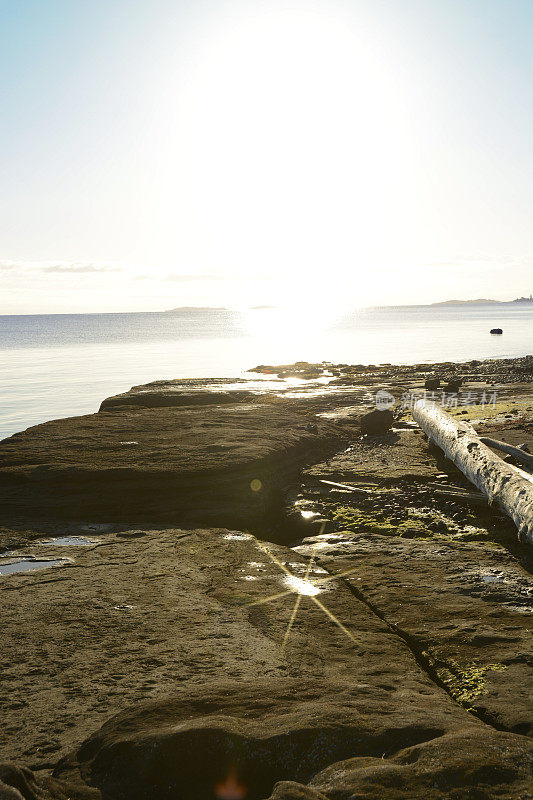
[0,401,347,531]
[0,357,531,800]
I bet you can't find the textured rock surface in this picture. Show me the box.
[0,359,531,800]
[357,409,394,435]
[295,531,533,736]
[53,686,533,800]
[0,401,346,529]
[0,527,468,766]
[305,429,445,483]
[0,763,98,800]
[307,729,533,800]
[99,379,254,411]
[1,526,532,799]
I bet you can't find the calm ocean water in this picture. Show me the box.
[1,304,532,440]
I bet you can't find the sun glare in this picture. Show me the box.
[242,304,336,355]
[152,2,414,304]
[284,574,323,597]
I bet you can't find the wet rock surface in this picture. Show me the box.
[295,532,533,735]
[0,356,532,799]
[0,529,480,785]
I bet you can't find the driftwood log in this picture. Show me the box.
[412,400,533,545]
[479,436,533,470]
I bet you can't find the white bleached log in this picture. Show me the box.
[412,400,533,545]
[479,436,533,470]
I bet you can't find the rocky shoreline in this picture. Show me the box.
[0,356,532,799]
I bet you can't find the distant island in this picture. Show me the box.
[431,295,533,306]
[162,297,533,315]
[165,305,276,312]
[165,306,229,313]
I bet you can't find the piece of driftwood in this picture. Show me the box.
[413,400,533,544]
[427,484,489,507]
[479,436,533,470]
[319,479,375,494]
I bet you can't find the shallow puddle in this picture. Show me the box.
[482,572,505,583]
[39,536,96,546]
[0,558,70,577]
[79,523,114,533]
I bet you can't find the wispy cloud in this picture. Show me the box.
[1,260,123,274]
[131,272,224,282]
[163,273,224,282]
[42,264,121,274]
[426,255,533,268]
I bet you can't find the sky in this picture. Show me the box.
[1,0,532,314]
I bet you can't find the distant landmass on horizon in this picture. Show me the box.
[430,296,533,306]
[163,295,533,314]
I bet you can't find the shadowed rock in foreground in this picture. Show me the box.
[0,398,346,529]
[1,527,532,800]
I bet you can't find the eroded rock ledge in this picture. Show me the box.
[0,398,346,531]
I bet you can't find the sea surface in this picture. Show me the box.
[1,304,532,440]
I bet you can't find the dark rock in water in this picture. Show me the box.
[490,328,503,335]
[424,377,440,390]
[357,409,394,435]
[251,363,326,380]
[0,402,346,528]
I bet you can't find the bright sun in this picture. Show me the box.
[152,2,414,309]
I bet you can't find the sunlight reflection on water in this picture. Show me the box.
[1,305,531,439]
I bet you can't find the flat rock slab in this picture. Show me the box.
[295,531,533,736]
[0,526,466,766]
[305,430,446,484]
[0,402,346,527]
[1,527,531,800]
[99,380,255,411]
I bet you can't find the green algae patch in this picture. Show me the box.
[452,526,491,542]
[447,401,531,422]
[442,662,508,707]
[331,506,395,535]
[331,506,432,538]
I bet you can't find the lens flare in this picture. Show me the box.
[250,537,361,652]
[214,768,247,799]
